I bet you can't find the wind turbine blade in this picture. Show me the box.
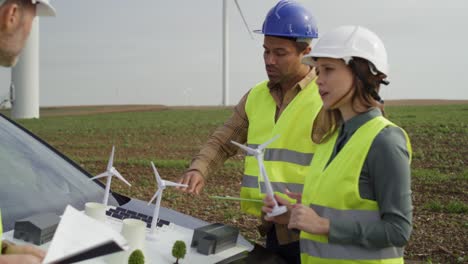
[151,162,163,187]
[234,0,254,40]
[165,181,188,188]
[90,172,109,180]
[148,189,161,205]
[107,146,115,171]
[231,140,257,155]
[258,135,280,150]
[112,168,131,186]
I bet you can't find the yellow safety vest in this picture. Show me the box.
[241,80,322,216]
[300,116,412,264]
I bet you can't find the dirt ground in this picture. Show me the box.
[35,100,468,117]
[8,100,467,264]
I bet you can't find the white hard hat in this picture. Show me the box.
[303,25,389,76]
[0,0,56,16]
[32,0,56,17]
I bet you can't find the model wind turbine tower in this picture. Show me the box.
[90,146,131,206]
[222,0,254,106]
[147,162,187,233]
[231,135,287,217]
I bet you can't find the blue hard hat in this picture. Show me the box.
[254,0,318,39]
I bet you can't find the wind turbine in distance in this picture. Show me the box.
[231,135,288,217]
[147,162,188,234]
[222,0,254,106]
[183,87,192,106]
[90,146,131,206]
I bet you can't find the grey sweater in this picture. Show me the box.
[327,108,413,248]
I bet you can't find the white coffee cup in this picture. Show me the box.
[84,202,107,222]
[121,218,146,251]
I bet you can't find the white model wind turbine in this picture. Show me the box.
[147,162,187,233]
[231,135,287,217]
[90,146,131,206]
[222,0,254,106]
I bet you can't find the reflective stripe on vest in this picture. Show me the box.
[242,174,304,193]
[300,116,412,264]
[246,144,314,166]
[241,79,322,216]
[300,239,404,260]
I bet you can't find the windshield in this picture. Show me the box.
[0,114,118,231]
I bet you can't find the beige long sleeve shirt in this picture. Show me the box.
[188,69,317,244]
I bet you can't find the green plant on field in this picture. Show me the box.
[424,257,433,264]
[223,209,236,221]
[424,200,443,212]
[423,200,468,214]
[412,169,468,183]
[8,104,468,264]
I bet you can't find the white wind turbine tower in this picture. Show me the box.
[147,162,187,234]
[90,146,131,206]
[231,135,288,217]
[183,87,192,106]
[11,18,39,119]
[222,0,254,106]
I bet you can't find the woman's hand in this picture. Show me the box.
[262,194,291,224]
[262,189,302,225]
[288,204,330,235]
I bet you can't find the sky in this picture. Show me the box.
[0,0,467,106]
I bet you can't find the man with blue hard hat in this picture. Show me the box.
[0,0,55,263]
[178,1,322,262]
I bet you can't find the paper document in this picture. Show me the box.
[43,205,128,264]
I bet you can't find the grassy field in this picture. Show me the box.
[3,104,467,263]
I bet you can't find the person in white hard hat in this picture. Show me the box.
[0,0,55,263]
[0,0,55,66]
[263,25,412,264]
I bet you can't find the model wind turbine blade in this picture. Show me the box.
[106,146,115,171]
[258,135,280,151]
[150,161,163,187]
[231,140,257,155]
[111,168,131,187]
[148,188,162,205]
[234,0,254,40]
[89,172,110,181]
[164,180,188,188]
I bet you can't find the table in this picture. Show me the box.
[2,199,253,264]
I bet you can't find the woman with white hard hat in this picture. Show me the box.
[263,25,412,264]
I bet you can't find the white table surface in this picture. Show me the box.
[3,210,249,264]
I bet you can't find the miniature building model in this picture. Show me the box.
[13,213,61,245]
[191,223,239,255]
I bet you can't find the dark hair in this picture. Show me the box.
[294,41,310,53]
[266,35,310,53]
[312,57,388,144]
